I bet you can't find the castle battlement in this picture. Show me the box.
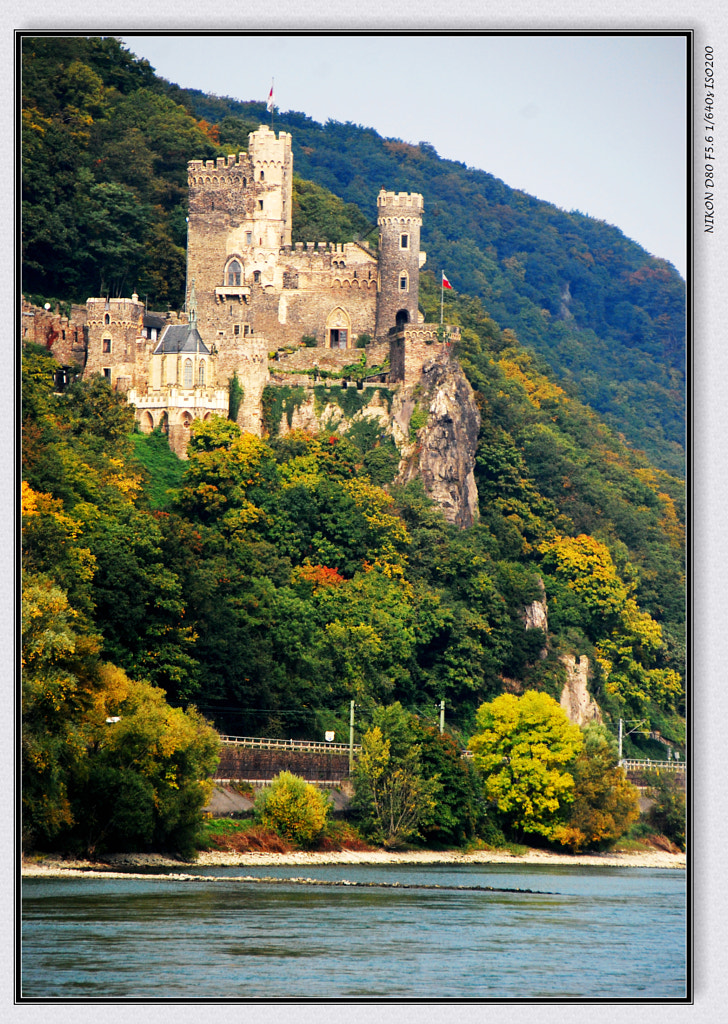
[377,190,424,213]
[188,153,247,175]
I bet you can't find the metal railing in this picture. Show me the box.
[619,758,686,773]
[219,735,361,755]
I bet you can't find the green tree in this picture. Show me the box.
[352,704,440,848]
[22,572,219,856]
[469,691,584,840]
[644,770,686,851]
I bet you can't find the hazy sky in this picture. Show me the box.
[127,33,685,278]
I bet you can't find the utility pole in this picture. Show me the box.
[349,700,355,774]
[618,718,647,761]
[439,700,445,735]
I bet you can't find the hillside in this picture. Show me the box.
[21,37,685,476]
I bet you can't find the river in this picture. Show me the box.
[21,862,687,1000]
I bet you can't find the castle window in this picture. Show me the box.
[400,233,409,249]
[198,360,206,385]
[253,270,261,284]
[234,324,240,335]
[103,368,111,380]
[244,325,251,336]
[104,313,110,325]
[260,170,264,180]
[102,338,112,353]
[183,359,193,388]
[246,231,253,245]
[258,200,264,211]
[399,272,409,292]
[227,260,242,286]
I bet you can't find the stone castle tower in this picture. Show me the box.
[375,190,426,338]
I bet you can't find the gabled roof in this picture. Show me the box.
[143,311,166,330]
[153,323,210,356]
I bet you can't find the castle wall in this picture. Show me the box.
[390,325,460,387]
[22,300,88,367]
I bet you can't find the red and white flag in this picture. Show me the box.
[266,82,275,112]
[442,271,453,290]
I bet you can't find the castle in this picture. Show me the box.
[23,125,458,456]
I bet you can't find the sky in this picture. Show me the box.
[120,33,688,278]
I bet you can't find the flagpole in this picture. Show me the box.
[440,270,444,326]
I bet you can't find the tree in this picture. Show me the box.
[469,691,584,840]
[644,770,686,851]
[416,725,495,847]
[22,572,219,857]
[552,723,639,852]
[254,772,330,848]
[352,704,439,848]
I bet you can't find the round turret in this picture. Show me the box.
[375,190,424,338]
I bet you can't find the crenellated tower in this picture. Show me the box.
[186,125,293,339]
[374,190,426,339]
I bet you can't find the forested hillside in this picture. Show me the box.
[23,273,685,749]
[21,36,685,475]
[20,36,687,858]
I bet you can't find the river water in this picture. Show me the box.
[21,862,687,1000]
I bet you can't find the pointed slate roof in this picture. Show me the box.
[153,322,210,356]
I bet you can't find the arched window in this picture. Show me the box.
[104,313,110,325]
[198,360,206,386]
[183,359,193,388]
[227,260,242,286]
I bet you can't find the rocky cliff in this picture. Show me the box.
[269,350,482,528]
[392,355,481,528]
[559,654,603,727]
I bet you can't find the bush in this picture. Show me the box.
[254,772,331,848]
[644,770,686,851]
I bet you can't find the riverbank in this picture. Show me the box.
[22,846,686,876]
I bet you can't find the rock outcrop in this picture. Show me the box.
[523,577,549,659]
[394,355,481,527]
[559,654,602,727]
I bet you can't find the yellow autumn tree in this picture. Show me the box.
[469,691,584,840]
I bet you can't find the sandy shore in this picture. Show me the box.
[21,846,686,877]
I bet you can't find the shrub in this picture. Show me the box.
[644,770,686,851]
[254,772,330,848]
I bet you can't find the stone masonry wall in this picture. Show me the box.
[22,300,88,368]
[216,746,351,783]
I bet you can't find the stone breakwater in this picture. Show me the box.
[22,847,686,876]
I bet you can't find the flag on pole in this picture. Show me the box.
[442,271,453,290]
[266,81,275,112]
